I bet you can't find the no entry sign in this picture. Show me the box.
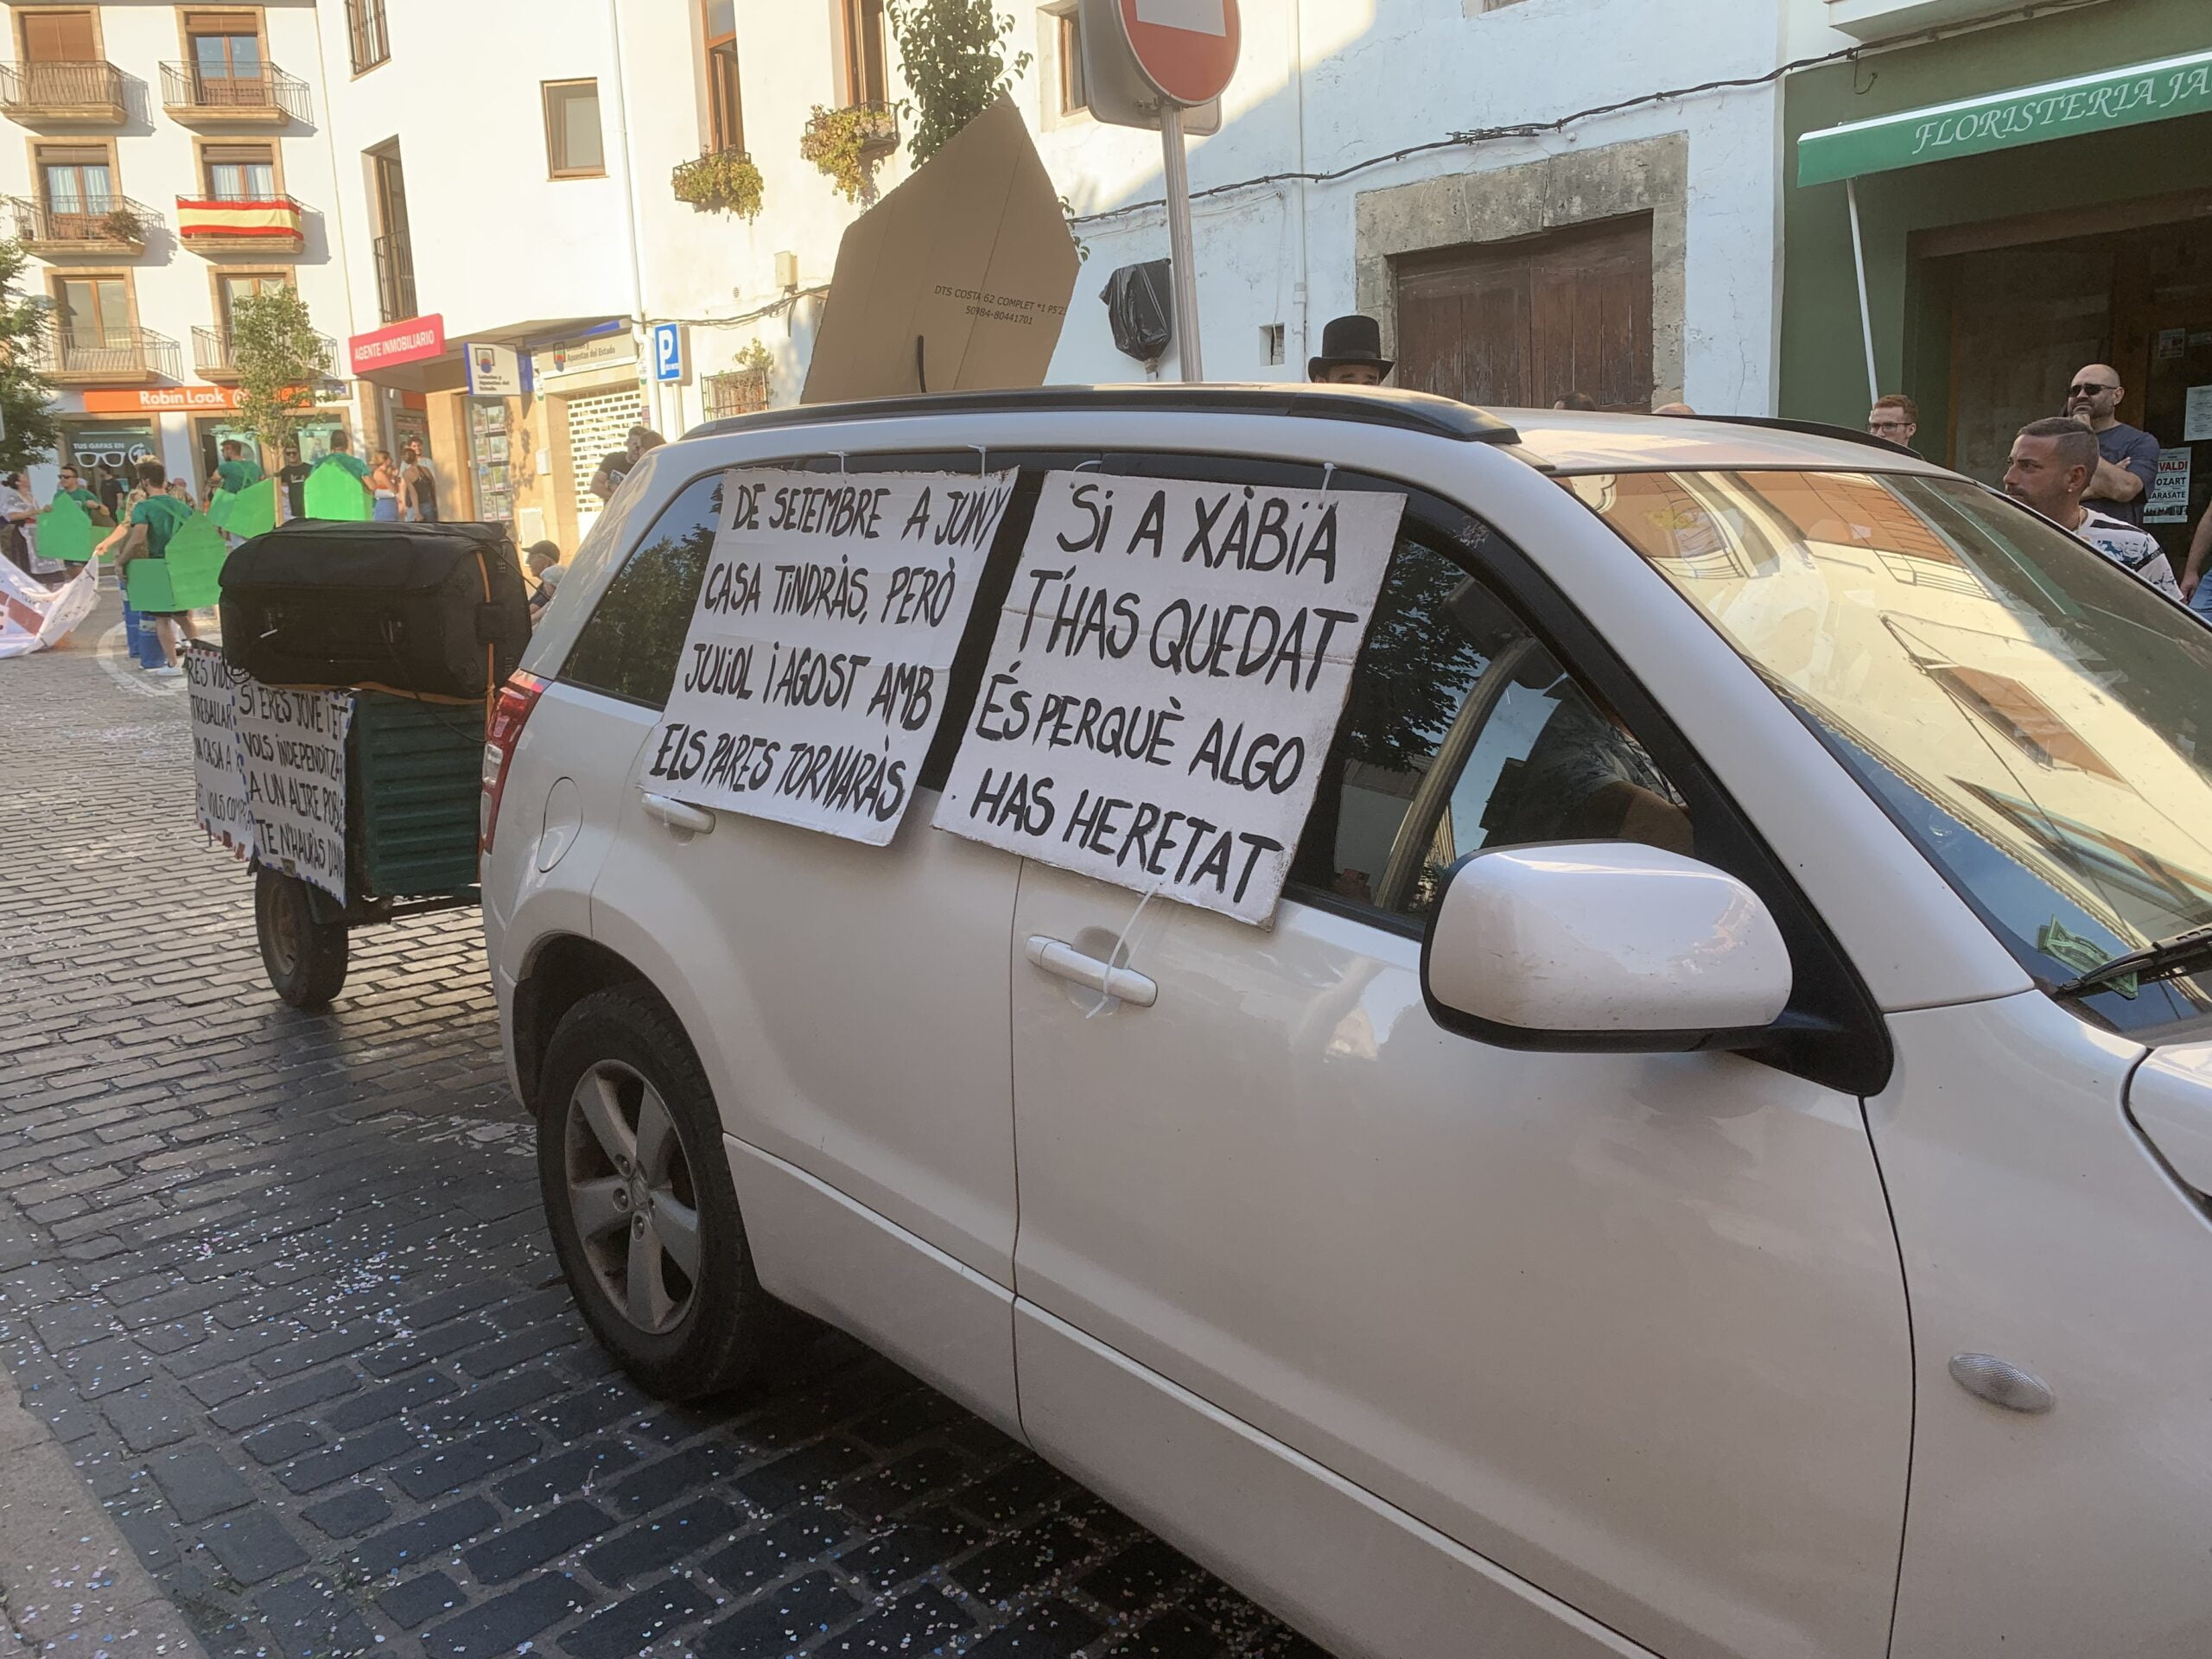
[1119,0,1240,106]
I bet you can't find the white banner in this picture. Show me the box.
[2145,447,2192,525]
[642,467,1017,844]
[935,472,1403,925]
[181,645,259,860]
[234,678,352,901]
[0,557,98,660]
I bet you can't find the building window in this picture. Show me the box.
[345,0,390,74]
[837,0,888,107]
[1056,8,1085,115]
[202,143,276,200]
[53,274,130,347]
[183,10,265,105]
[368,142,416,323]
[702,365,770,421]
[18,8,98,64]
[702,0,742,153]
[218,270,289,326]
[38,146,115,217]
[543,79,605,178]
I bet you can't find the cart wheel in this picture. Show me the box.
[255,868,349,1008]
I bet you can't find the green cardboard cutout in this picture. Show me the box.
[303,457,369,521]
[226,477,276,540]
[124,556,175,611]
[35,493,94,565]
[124,512,229,611]
[207,486,237,531]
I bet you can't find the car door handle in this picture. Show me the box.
[1025,935,1158,1008]
[641,793,716,836]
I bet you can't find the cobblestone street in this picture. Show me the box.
[0,602,1320,1659]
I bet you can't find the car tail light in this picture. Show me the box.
[481,671,550,854]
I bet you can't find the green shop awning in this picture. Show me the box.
[1798,48,2212,187]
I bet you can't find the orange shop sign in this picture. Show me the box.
[81,386,245,414]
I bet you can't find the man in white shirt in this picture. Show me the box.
[2004,416,2181,601]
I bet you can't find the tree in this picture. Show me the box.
[0,240,61,475]
[887,0,1031,167]
[231,287,332,459]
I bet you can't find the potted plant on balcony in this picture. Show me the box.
[671,150,765,221]
[799,105,898,204]
[96,204,146,245]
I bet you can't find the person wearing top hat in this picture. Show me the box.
[1309,315,1392,386]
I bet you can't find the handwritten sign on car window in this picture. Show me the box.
[935,471,1402,925]
[644,468,1018,844]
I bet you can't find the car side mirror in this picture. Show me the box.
[1421,842,1793,1052]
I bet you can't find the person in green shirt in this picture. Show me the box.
[321,429,372,518]
[213,438,264,497]
[54,463,98,513]
[326,429,370,480]
[113,457,199,675]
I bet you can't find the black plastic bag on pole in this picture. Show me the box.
[1100,259,1173,366]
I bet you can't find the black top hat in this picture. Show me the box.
[1308,314,1393,381]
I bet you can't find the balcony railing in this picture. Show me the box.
[0,60,127,124]
[175,191,305,253]
[373,232,416,325]
[39,326,181,384]
[344,0,390,73]
[702,366,771,421]
[193,322,337,381]
[9,194,158,253]
[158,60,311,123]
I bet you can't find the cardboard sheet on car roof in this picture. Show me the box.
[801,95,1080,405]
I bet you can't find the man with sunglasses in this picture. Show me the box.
[2064,363,2160,526]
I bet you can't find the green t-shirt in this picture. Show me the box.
[217,456,264,493]
[131,493,192,556]
[326,453,369,480]
[62,486,94,507]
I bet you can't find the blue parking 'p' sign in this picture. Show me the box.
[652,323,684,384]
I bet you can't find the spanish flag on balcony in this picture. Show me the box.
[175,198,299,239]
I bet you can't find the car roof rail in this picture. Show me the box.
[682,384,1521,447]
[1678,412,1910,457]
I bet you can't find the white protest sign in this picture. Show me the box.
[181,645,257,860]
[642,467,1017,844]
[934,471,1402,925]
[234,678,352,901]
[0,556,96,659]
[2145,447,2192,524]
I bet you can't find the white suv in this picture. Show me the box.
[480,387,2212,1659]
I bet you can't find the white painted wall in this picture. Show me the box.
[306,0,639,345]
[1,0,349,493]
[607,0,1799,419]
[1028,0,1793,412]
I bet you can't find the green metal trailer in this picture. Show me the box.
[254,690,486,1007]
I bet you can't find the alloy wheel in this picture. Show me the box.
[563,1059,702,1334]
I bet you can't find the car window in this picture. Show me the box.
[1290,522,1690,921]
[562,470,725,709]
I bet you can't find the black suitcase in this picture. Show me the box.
[219,521,533,703]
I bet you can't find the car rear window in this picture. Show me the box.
[562,471,725,708]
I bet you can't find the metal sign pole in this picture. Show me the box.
[1159,102,1202,384]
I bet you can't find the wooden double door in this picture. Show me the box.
[1394,214,1655,412]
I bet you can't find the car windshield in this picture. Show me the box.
[1567,467,2212,1037]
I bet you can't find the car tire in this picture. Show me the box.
[255,868,349,1008]
[536,984,779,1400]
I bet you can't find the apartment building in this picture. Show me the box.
[1,0,350,499]
[634,0,1802,420]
